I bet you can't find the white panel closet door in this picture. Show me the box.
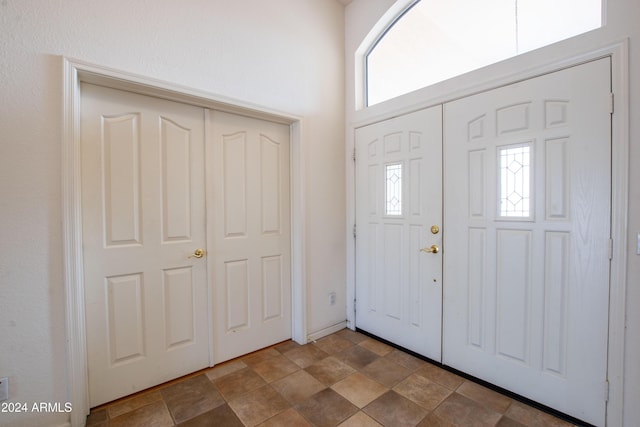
[81,84,209,406]
[355,106,443,361]
[443,58,611,425]
[209,111,291,363]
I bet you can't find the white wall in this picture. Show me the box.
[0,1,346,426]
[345,0,640,425]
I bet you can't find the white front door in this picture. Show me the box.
[209,111,292,363]
[81,84,209,406]
[355,106,443,361]
[443,58,611,425]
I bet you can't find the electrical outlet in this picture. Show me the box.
[329,292,336,306]
[0,377,8,401]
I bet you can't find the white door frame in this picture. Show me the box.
[62,57,308,425]
[347,40,629,426]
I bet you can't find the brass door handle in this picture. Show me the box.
[189,248,205,259]
[420,245,439,254]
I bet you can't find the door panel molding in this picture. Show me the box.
[63,57,307,425]
[347,40,629,427]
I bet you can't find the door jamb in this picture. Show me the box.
[62,57,307,425]
[347,40,629,427]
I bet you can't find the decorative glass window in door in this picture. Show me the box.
[385,163,403,215]
[366,0,602,106]
[499,144,531,218]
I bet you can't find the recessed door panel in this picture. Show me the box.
[210,111,291,363]
[355,106,443,361]
[82,84,208,406]
[443,58,611,425]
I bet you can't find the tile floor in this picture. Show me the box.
[86,329,578,427]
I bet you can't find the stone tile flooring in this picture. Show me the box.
[86,329,578,426]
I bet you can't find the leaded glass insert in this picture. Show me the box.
[385,163,402,216]
[499,145,531,217]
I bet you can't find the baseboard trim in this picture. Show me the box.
[307,321,347,342]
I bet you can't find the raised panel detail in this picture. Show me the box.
[262,256,283,321]
[368,139,378,159]
[225,260,249,332]
[163,267,195,349]
[107,273,145,365]
[161,117,191,242]
[368,222,379,313]
[468,228,486,348]
[103,114,141,246]
[544,232,569,376]
[409,131,421,151]
[383,224,402,320]
[496,103,531,135]
[469,150,485,218]
[410,158,422,217]
[261,135,281,235]
[468,115,486,141]
[409,225,422,327]
[368,165,379,216]
[223,132,247,238]
[545,101,569,128]
[496,229,531,363]
[384,132,402,154]
[546,138,569,220]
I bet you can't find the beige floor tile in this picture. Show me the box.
[414,363,465,390]
[107,390,164,419]
[433,392,502,427]
[331,372,388,408]
[161,374,225,424]
[178,404,243,426]
[305,356,356,386]
[205,359,247,381]
[504,401,578,427]
[338,411,384,427]
[251,353,301,383]
[258,407,313,427]
[271,370,327,404]
[211,366,267,401]
[384,349,427,371]
[294,388,359,427]
[227,384,290,426]
[242,347,281,366]
[336,329,369,344]
[457,380,512,413]
[312,334,355,355]
[361,357,412,388]
[363,390,429,426]
[283,343,330,368]
[358,338,393,356]
[335,344,380,370]
[108,400,173,427]
[416,412,458,427]
[393,373,451,411]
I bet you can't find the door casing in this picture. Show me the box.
[347,41,629,427]
[62,57,308,425]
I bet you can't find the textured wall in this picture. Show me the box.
[0,1,345,425]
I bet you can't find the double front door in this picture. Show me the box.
[81,84,291,406]
[355,58,612,426]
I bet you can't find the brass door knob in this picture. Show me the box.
[420,245,439,254]
[189,248,205,258]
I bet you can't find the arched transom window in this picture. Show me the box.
[366,0,602,106]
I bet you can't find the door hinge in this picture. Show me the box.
[352,147,356,162]
[609,238,613,260]
[609,93,614,114]
[604,380,610,402]
[353,224,357,239]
